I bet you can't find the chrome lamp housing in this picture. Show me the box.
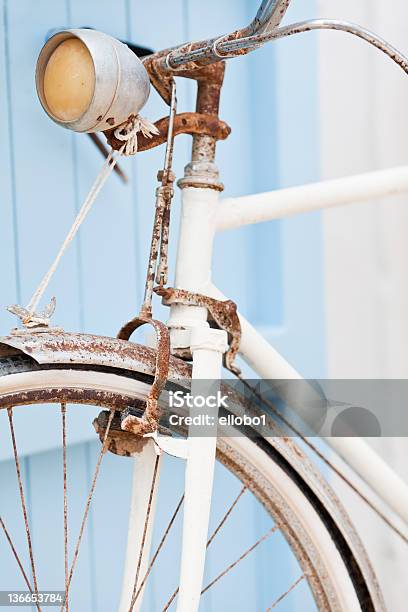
[36,28,151,133]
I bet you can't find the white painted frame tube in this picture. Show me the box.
[206,283,408,525]
[169,186,220,338]
[326,436,408,524]
[216,165,408,231]
[205,283,303,381]
[118,441,162,612]
[176,327,228,612]
[170,175,408,526]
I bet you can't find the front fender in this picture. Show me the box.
[0,331,191,382]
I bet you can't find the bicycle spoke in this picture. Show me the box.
[162,485,248,611]
[201,526,278,596]
[132,494,184,607]
[61,403,68,612]
[61,408,114,611]
[207,485,247,547]
[162,586,178,611]
[128,454,161,612]
[0,515,39,609]
[7,408,40,599]
[266,574,305,610]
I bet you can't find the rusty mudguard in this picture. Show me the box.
[0,331,191,383]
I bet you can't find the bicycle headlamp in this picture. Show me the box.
[36,29,150,133]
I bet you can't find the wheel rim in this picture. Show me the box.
[0,364,381,611]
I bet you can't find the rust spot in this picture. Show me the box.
[97,115,103,122]
[93,410,150,456]
[104,112,231,153]
[104,61,228,160]
[106,117,115,126]
[143,47,226,107]
[154,287,241,375]
[117,317,170,435]
[0,332,191,380]
[0,388,141,410]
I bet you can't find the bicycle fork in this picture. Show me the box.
[177,327,228,612]
[171,156,227,611]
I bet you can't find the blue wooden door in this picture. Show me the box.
[1,1,324,609]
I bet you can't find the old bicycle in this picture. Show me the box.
[1,1,408,610]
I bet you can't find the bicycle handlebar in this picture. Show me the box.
[165,19,408,76]
[225,20,408,74]
[146,0,408,84]
[143,0,291,77]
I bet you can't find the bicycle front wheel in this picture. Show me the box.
[0,332,383,611]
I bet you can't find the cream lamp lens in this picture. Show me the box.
[43,38,95,121]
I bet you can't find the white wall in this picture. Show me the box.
[318,1,408,609]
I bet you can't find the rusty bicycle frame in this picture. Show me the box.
[104,1,408,532]
[110,1,408,608]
